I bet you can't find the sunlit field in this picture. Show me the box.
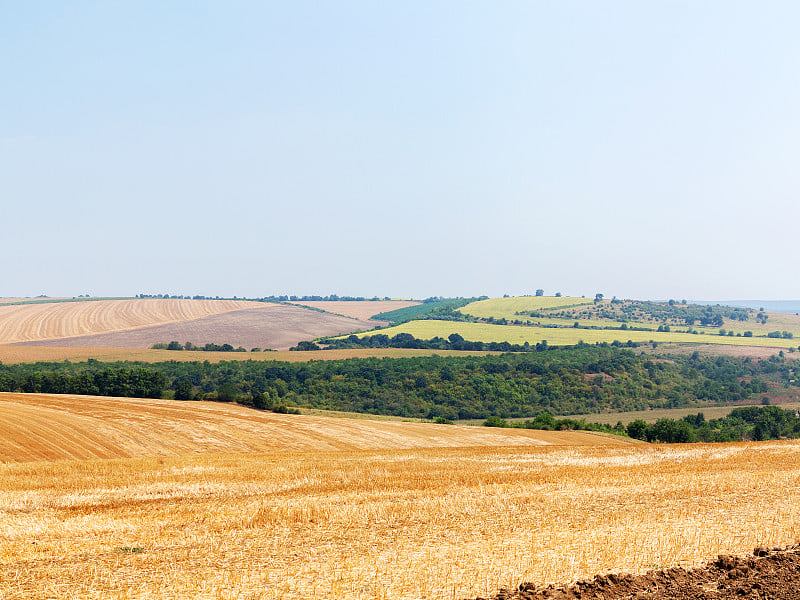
[358,320,799,349]
[458,296,593,320]
[2,441,799,599]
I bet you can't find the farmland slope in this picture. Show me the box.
[0,392,628,462]
[357,320,800,349]
[16,304,378,350]
[0,299,260,343]
[459,296,594,319]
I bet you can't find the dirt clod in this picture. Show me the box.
[475,545,800,600]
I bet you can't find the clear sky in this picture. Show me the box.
[2,2,799,301]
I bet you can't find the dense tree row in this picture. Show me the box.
[151,341,251,352]
[625,405,800,443]
[136,293,391,302]
[1,348,795,421]
[320,332,556,352]
[0,364,167,399]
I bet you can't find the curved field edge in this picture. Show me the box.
[1,441,799,599]
[356,320,800,349]
[0,392,628,462]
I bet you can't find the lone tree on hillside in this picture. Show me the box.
[595,293,604,303]
[535,289,544,296]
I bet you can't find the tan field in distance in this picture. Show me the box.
[2,441,799,599]
[286,299,420,321]
[0,392,623,463]
[1,298,396,351]
[0,297,72,305]
[0,298,260,344]
[0,345,496,365]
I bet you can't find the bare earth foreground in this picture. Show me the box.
[484,546,800,600]
[1,391,799,600]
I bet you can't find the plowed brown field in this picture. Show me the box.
[0,298,259,343]
[0,392,625,462]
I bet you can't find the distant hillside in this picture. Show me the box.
[0,298,381,350]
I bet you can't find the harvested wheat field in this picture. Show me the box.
[0,298,259,344]
[287,300,420,321]
[5,299,381,350]
[0,392,620,462]
[1,426,800,600]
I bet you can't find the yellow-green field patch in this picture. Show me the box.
[359,320,800,349]
[458,296,594,320]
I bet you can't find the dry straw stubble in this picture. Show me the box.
[2,441,800,599]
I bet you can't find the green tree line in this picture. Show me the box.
[1,348,795,421]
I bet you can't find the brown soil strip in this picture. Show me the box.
[477,546,800,600]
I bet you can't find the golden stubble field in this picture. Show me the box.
[0,392,614,462]
[2,439,800,600]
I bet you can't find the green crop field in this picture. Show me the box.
[358,320,800,349]
[458,296,594,320]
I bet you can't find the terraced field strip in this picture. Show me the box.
[1,441,799,599]
[0,298,261,344]
[358,320,800,349]
[286,300,420,320]
[0,345,496,364]
[459,296,594,320]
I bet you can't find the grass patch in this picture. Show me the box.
[458,296,593,320]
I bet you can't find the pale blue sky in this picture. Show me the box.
[3,2,799,300]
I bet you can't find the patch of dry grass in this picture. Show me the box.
[1,441,799,599]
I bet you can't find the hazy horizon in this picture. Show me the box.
[3,2,799,301]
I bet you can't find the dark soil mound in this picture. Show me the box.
[475,545,800,600]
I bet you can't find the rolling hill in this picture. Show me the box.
[0,392,629,462]
[0,298,407,351]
